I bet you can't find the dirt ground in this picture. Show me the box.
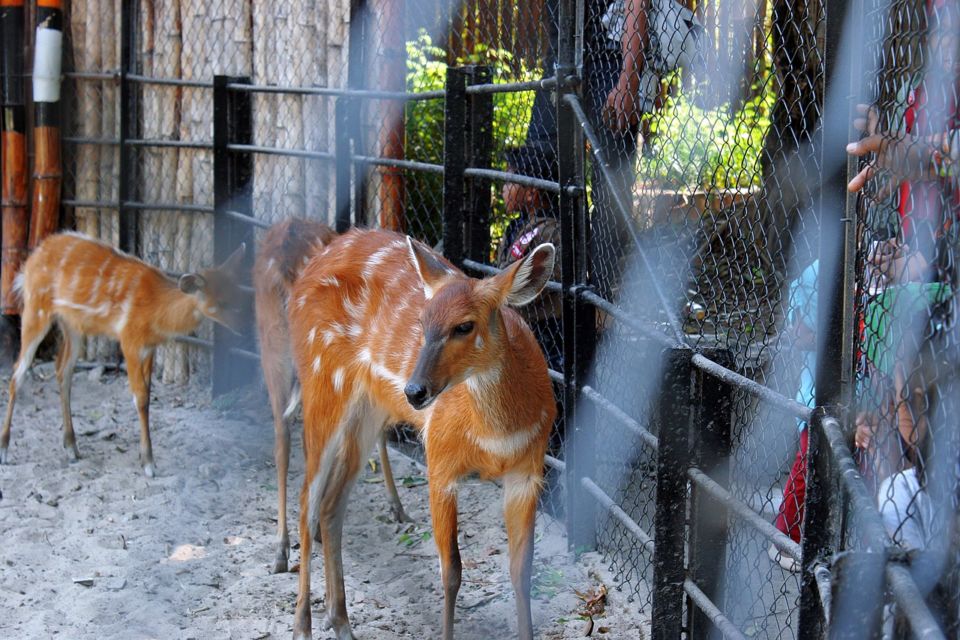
[0,362,648,639]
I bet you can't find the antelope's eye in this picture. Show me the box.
[452,321,474,337]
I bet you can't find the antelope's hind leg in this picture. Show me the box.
[56,326,83,461]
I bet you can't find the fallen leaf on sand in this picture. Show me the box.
[167,544,207,562]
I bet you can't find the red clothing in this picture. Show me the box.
[775,429,808,543]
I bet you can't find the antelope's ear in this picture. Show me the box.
[492,243,555,307]
[178,273,207,295]
[218,242,247,273]
[406,236,453,298]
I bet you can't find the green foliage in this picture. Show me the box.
[638,74,775,191]
[405,31,539,246]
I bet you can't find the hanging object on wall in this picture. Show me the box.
[0,0,28,315]
[28,0,63,250]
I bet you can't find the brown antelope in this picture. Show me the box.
[253,218,411,575]
[0,232,246,477]
[288,228,556,640]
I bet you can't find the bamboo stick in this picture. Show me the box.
[28,0,65,250]
[1,0,29,315]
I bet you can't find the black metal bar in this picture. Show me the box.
[799,409,840,640]
[557,0,594,553]
[222,209,270,229]
[62,199,120,209]
[351,154,444,174]
[464,77,558,95]
[62,136,119,145]
[463,167,561,193]
[464,66,493,265]
[563,93,686,345]
[224,82,445,101]
[334,97,352,232]
[345,0,367,227]
[580,384,659,450]
[580,288,679,347]
[828,552,885,639]
[126,138,212,150]
[885,564,947,640]
[212,75,256,397]
[688,349,734,640]
[581,476,655,552]
[687,468,802,561]
[544,454,565,472]
[228,142,334,161]
[126,73,212,88]
[682,580,749,640]
[118,0,139,254]
[692,353,813,422]
[121,201,214,213]
[442,67,467,268]
[63,71,117,81]
[652,347,694,640]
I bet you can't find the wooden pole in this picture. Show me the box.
[1,0,29,315]
[28,0,63,250]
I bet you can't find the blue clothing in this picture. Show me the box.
[788,260,818,430]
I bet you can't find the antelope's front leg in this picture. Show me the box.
[429,480,462,640]
[504,472,541,640]
[121,341,156,477]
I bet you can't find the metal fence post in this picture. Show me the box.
[212,75,255,397]
[347,0,367,227]
[798,409,840,640]
[464,65,493,264]
[688,349,734,640]
[334,97,352,233]
[557,0,595,551]
[652,347,694,640]
[442,67,466,268]
[118,0,139,254]
[829,551,886,639]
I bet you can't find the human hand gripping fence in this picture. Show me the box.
[287,228,556,640]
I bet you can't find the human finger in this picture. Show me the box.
[847,165,875,192]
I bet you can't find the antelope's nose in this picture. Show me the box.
[404,383,429,409]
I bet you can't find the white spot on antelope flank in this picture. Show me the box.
[53,298,111,317]
[266,258,276,271]
[318,276,340,288]
[297,295,307,309]
[307,327,317,345]
[503,471,543,506]
[332,368,345,393]
[348,324,363,338]
[362,247,394,279]
[114,297,133,334]
[312,356,322,374]
[473,425,539,458]
[322,330,338,346]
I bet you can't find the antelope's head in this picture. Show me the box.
[178,243,248,333]
[403,237,555,410]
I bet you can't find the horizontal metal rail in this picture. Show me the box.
[580,384,658,450]
[63,136,119,146]
[692,353,813,422]
[229,346,261,361]
[885,565,946,640]
[547,368,564,384]
[351,154,445,174]
[683,579,749,640]
[174,335,211,349]
[581,476,655,552]
[688,467,802,562]
[222,209,271,229]
[127,73,212,89]
[64,70,118,81]
[563,93,686,345]
[62,199,119,209]
[544,455,566,472]
[122,201,214,214]
[225,81,445,102]
[461,258,562,293]
[580,288,680,348]
[464,77,557,95]
[227,143,334,161]
[127,138,212,150]
[463,167,561,193]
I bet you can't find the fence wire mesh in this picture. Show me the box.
[54,0,960,636]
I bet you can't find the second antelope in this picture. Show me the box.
[288,228,557,640]
[253,218,412,575]
[0,232,246,476]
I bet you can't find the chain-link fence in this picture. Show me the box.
[56,0,960,636]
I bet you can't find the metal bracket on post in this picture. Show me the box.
[652,346,694,640]
[464,65,493,264]
[688,348,734,640]
[118,0,139,255]
[442,67,467,268]
[212,75,255,397]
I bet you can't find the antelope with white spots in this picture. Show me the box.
[0,232,246,477]
[253,218,412,575]
[288,228,557,640]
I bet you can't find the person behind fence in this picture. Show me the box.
[767,258,818,573]
[496,142,563,372]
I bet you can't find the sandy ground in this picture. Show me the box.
[0,363,647,639]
